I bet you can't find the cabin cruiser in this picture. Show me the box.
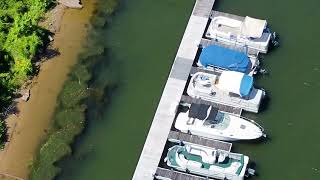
[175,103,265,141]
[198,45,258,75]
[205,11,276,54]
[187,71,265,113]
[165,143,249,180]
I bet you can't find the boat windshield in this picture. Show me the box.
[204,111,230,130]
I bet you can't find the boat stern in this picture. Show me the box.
[246,88,264,113]
[239,155,250,178]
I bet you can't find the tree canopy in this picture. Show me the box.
[0,0,53,145]
[0,0,51,106]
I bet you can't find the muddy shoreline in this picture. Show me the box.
[0,1,96,179]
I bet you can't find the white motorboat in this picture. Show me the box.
[175,103,265,141]
[205,11,276,54]
[165,143,249,180]
[187,71,265,113]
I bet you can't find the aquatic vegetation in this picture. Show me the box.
[30,59,89,180]
[30,0,119,179]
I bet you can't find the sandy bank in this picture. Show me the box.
[0,1,96,179]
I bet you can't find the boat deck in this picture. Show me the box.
[208,11,245,38]
[210,10,245,23]
[181,95,242,116]
[168,131,232,152]
[155,167,214,180]
[132,0,216,179]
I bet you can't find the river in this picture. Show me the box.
[57,0,320,179]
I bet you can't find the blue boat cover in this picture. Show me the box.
[199,45,251,73]
[240,75,253,97]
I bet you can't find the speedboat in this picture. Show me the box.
[187,71,265,113]
[198,45,258,75]
[165,143,249,180]
[175,103,265,141]
[205,11,276,54]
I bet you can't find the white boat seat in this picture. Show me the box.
[187,161,202,168]
[218,153,227,163]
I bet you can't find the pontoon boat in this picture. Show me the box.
[205,11,276,54]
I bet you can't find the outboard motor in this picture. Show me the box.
[259,68,268,75]
[247,168,256,176]
[271,32,279,47]
[272,32,277,40]
[245,162,257,178]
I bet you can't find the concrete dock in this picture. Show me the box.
[132,0,216,179]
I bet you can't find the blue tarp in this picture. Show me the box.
[199,45,251,73]
[240,75,253,97]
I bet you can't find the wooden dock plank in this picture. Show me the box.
[181,94,242,115]
[189,66,221,76]
[155,168,213,180]
[168,131,232,152]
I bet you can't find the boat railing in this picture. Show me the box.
[198,89,256,111]
[240,116,265,132]
[209,33,267,54]
[201,58,259,76]
[228,94,255,109]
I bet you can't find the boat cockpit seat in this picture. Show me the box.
[217,152,228,163]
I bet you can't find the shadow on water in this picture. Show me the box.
[258,92,270,113]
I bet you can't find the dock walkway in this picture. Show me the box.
[132,0,216,179]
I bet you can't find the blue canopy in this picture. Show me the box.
[199,45,251,73]
[240,75,253,97]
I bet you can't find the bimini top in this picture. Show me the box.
[217,71,253,97]
[199,45,250,73]
[188,103,218,120]
[240,16,267,38]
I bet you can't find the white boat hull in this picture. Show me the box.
[175,110,264,141]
